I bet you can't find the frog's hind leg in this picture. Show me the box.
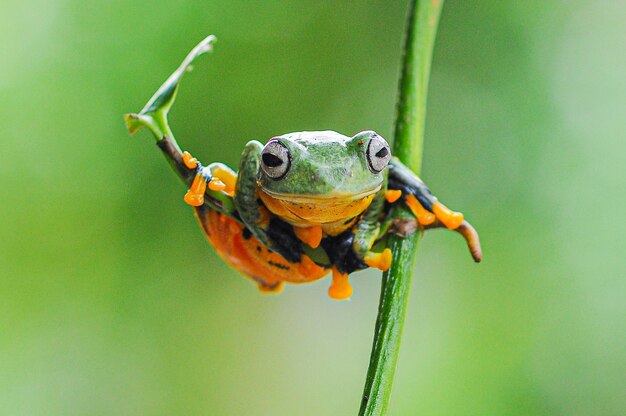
[388,157,464,230]
[388,157,482,262]
[233,141,284,252]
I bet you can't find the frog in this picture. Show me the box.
[125,36,482,300]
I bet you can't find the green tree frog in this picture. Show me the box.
[125,36,481,300]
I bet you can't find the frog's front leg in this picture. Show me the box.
[233,141,304,264]
[352,186,392,271]
[322,189,393,300]
[233,141,272,244]
[352,189,393,272]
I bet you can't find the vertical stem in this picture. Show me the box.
[394,0,443,172]
[358,1,444,415]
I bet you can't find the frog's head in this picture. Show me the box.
[257,130,391,225]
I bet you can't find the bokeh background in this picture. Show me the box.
[1,1,624,415]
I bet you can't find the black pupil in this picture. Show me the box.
[262,152,283,167]
[375,147,389,158]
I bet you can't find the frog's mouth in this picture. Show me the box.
[258,186,381,226]
[260,185,381,203]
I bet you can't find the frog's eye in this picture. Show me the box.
[261,140,291,179]
[366,136,391,173]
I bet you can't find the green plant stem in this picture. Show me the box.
[358,1,444,415]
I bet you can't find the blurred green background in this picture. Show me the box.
[1,1,624,415]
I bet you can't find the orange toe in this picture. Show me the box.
[293,225,323,248]
[364,248,393,271]
[208,177,226,191]
[184,174,206,206]
[432,202,464,230]
[385,189,402,203]
[182,151,198,169]
[405,194,435,225]
[328,268,352,300]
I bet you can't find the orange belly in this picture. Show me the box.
[193,206,330,292]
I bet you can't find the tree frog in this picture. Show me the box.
[125,36,481,300]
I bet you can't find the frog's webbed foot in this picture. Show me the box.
[408,193,464,230]
[387,158,481,262]
[393,188,463,230]
[391,190,481,262]
[182,151,237,207]
[328,267,352,300]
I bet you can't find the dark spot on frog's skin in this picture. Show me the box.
[242,228,252,240]
[266,217,302,263]
[311,172,320,182]
[358,139,364,145]
[320,230,367,274]
[256,246,262,252]
[268,260,290,270]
